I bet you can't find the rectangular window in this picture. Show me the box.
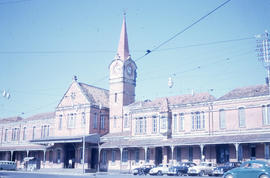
[196,112,201,129]
[114,93,117,103]
[202,112,205,129]
[41,126,44,138]
[262,105,270,125]
[191,113,195,130]
[47,125,50,137]
[81,112,86,127]
[122,149,128,162]
[32,126,36,140]
[4,129,8,142]
[124,114,128,128]
[173,114,177,132]
[102,151,107,164]
[139,117,143,133]
[135,149,140,163]
[59,115,62,130]
[94,113,98,129]
[112,150,116,163]
[100,115,105,129]
[161,116,167,129]
[238,107,246,127]
[23,127,26,140]
[68,113,76,128]
[152,116,157,133]
[179,113,184,131]
[219,109,226,129]
[113,117,117,128]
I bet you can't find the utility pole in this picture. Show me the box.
[256,30,270,94]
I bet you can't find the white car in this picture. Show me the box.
[149,164,169,176]
[187,162,216,176]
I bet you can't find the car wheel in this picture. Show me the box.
[157,171,163,176]
[199,171,204,176]
[259,174,270,178]
[176,171,182,176]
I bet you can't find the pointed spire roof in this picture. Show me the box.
[117,14,130,61]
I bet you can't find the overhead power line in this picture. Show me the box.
[135,0,232,62]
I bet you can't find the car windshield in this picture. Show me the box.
[241,162,264,168]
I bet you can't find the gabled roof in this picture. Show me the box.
[0,116,23,123]
[78,82,109,108]
[128,92,216,109]
[24,112,55,121]
[218,84,269,101]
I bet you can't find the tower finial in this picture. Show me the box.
[117,12,130,60]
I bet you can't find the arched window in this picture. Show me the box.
[219,109,226,129]
[238,107,246,128]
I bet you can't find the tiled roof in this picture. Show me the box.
[79,82,109,108]
[25,112,55,121]
[128,92,216,109]
[218,84,269,101]
[0,116,23,123]
[100,133,270,148]
[0,143,47,151]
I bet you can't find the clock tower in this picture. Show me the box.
[109,15,137,133]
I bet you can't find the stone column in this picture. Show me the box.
[234,143,239,161]
[200,144,205,161]
[170,146,175,165]
[43,150,46,167]
[10,151,13,161]
[120,147,123,172]
[98,147,101,172]
[144,147,148,163]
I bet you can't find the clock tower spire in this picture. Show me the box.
[109,14,137,133]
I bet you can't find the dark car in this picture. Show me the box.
[211,162,241,176]
[223,160,270,178]
[167,162,196,176]
[132,164,154,175]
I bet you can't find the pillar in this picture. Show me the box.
[43,150,46,166]
[82,136,85,174]
[170,146,174,165]
[98,147,101,172]
[144,147,148,163]
[120,147,123,172]
[10,151,13,161]
[200,144,205,161]
[234,143,239,161]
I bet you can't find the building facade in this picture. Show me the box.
[0,16,270,173]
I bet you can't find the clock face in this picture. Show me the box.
[113,62,122,74]
[126,65,133,76]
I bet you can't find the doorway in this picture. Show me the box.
[155,147,163,165]
[90,148,98,170]
[64,144,75,168]
[216,144,230,163]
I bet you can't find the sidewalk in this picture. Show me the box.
[16,168,127,176]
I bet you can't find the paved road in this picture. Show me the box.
[0,171,222,178]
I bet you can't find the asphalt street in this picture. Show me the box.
[0,171,222,178]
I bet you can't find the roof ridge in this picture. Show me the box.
[79,82,109,92]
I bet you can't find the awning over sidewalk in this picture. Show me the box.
[0,143,47,152]
[100,133,270,148]
[30,133,100,144]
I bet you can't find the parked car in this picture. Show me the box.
[132,164,154,175]
[149,164,169,176]
[187,162,216,176]
[0,161,16,170]
[167,162,196,176]
[211,162,241,176]
[223,160,270,178]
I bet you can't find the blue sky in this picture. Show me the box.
[0,0,269,118]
